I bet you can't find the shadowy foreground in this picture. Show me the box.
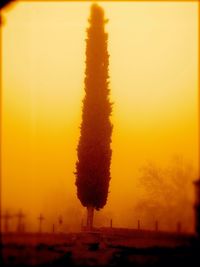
[1,228,200,266]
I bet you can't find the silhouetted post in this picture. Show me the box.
[2,211,12,233]
[194,179,200,239]
[38,214,44,233]
[110,219,113,228]
[58,215,63,233]
[15,211,25,233]
[155,220,158,232]
[177,221,181,233]
[52,224,55,233]
[137,220,140,230]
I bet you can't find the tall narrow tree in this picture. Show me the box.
[75,4,112,230]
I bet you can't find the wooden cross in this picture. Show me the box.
[58,215,63,226]
[15,211,25,233]
[1,211,13,233]
[38,214,45,233]
[58,215,63,233]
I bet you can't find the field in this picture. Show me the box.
[1,228,200,266]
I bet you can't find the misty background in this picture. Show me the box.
[1,2,198,233]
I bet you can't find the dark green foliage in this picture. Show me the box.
[75,4,112,210]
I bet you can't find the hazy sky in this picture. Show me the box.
[1,1,198,231]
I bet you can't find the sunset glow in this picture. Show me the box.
[1,1,198,232]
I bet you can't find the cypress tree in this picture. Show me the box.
[75,3,112,229]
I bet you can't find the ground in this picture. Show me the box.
[1,228,200,266]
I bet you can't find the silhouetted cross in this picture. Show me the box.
[1,211,13,233]
[15,210,25,233]
[58,215,63,225]
[58,215,63,233]
[38,214,45,233]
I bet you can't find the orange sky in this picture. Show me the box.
[1,1,198,232]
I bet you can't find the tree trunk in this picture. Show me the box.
[86,206,94,230]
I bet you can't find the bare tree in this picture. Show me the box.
[135,156,195,232]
